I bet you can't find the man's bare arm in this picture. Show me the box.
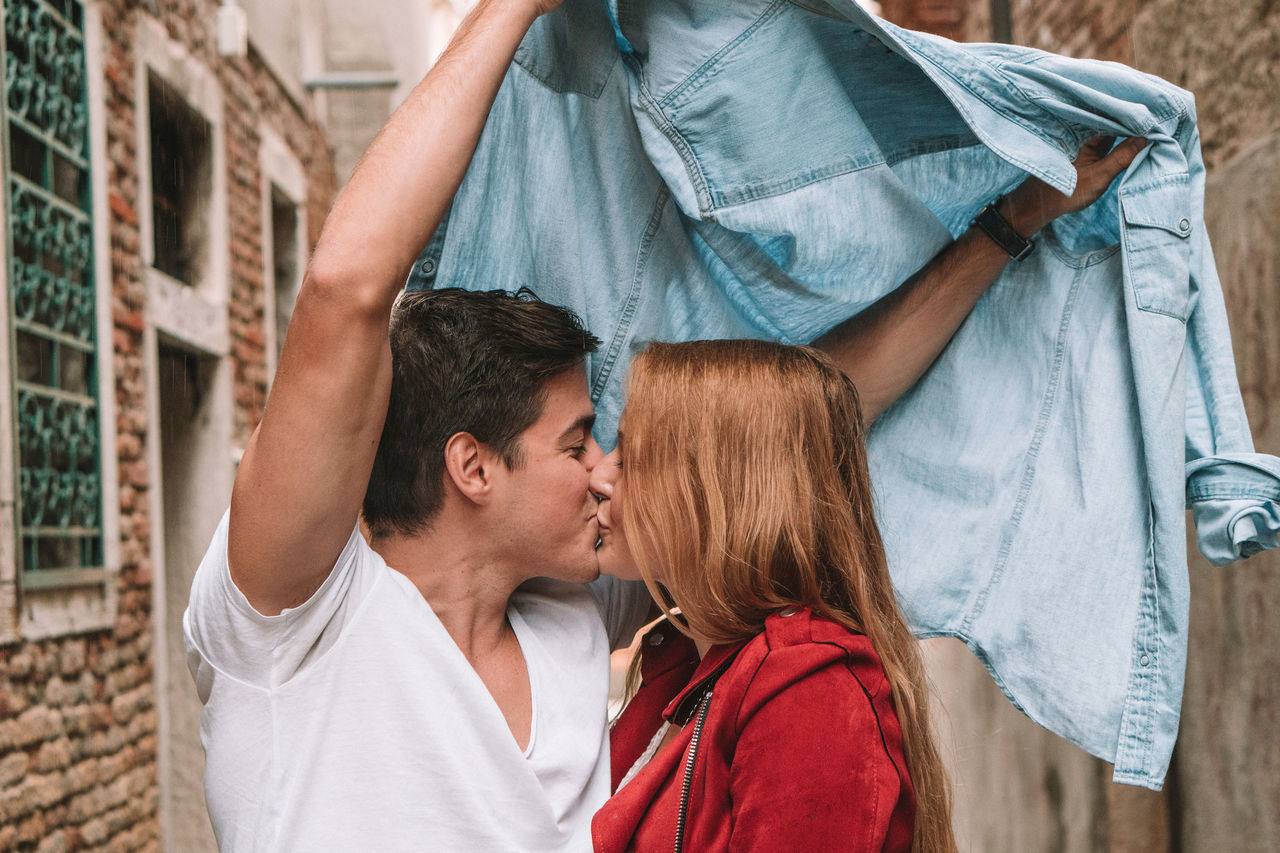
[228,0,556,615]
[815,136,1146,422]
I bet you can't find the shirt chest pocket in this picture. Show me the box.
[1119,174,1193,322]
[513,0,618,98]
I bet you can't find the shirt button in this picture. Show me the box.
[420,257,437,276]
[1139,654,1151,667]
[648,632,665,647]
[1177,218,1191,233]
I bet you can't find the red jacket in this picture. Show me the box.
[594,608,915,853]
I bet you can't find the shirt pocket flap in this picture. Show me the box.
[1119,175,1192,320]
[1120,176,1193,237]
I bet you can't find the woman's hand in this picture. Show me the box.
[1000,135,1149,237]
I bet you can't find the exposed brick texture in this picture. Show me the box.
[0,0,336,849]
[1012,0,1152,64]
[878,0,991,42]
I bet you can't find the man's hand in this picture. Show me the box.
[1001,135,1148,238]
[527,0,567,16]
[814,134,1146,422]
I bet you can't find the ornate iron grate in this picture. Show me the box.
[3,0,104,588]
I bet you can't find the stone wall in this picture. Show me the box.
[1123,3,1280,848]
[878,1,1280,851]
[0,0,336,849]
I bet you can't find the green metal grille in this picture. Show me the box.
[3,0,104,586]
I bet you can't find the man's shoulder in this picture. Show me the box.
[185,513,384,688]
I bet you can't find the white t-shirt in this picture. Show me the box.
[184,513,651,852]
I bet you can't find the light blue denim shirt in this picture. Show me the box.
[408,0,1280,789]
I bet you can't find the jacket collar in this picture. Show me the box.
[661,636,747,726]
[638,618,698,683]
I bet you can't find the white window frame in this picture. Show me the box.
[135,17,230,355]
[258,124,307,383]
[134,18,236,847]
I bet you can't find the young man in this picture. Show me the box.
[184,0,1141,849]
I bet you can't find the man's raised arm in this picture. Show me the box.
[815,135,1146,422]
[228,0,557,616]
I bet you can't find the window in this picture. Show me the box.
[259,126,306,377]
[148,72,213,286]
[2,0,107,591]
[269,185,299,364]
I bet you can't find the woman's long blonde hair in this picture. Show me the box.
[620,340,955,853]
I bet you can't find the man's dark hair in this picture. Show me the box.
[363,287,600,539]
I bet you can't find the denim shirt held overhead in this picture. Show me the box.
[407,0,1280,789]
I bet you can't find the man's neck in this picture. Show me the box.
[371,520,524,662]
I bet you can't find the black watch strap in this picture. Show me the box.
[972,198,1035,261]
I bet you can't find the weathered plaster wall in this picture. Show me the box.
[314,0,436,183]
[1023,2,1280,850]
[881,1,1280,850]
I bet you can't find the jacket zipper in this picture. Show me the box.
[674,689,713,853]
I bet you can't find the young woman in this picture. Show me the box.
[590,340,956,853]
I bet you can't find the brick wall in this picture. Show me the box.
[878,0,990,42]
[1011,0,1152,63]
[0,0,336,849]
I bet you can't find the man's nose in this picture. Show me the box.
[589,448,618,500]
[583,435,605,471]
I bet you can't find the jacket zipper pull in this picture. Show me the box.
[674,689,713,853]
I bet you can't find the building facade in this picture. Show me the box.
[0,0,343,848]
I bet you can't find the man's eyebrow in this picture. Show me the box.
[557,414,596,443]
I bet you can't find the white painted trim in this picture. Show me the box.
[299,6,327,127]
[89,0,122,631]
[147,329,236,853]
[134,15,235,845]
[259,126,307,202]
[0,37,16,642]
[135,16,230,304]
[141,320,170,842]
[258,125,307,382]
[146,268,232,358]
[17,0,121,641]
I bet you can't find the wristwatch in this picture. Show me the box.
[972,197,1035,261]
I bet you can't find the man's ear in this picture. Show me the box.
[443,432,500,505]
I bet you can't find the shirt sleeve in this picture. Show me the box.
[727,650,912,853]
[589,575,657,651]
[183,509,378,691]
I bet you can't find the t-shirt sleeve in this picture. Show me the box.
[589,575,656,651]
[184,509,378,691]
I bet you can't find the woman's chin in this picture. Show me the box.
[596,544,643,581]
